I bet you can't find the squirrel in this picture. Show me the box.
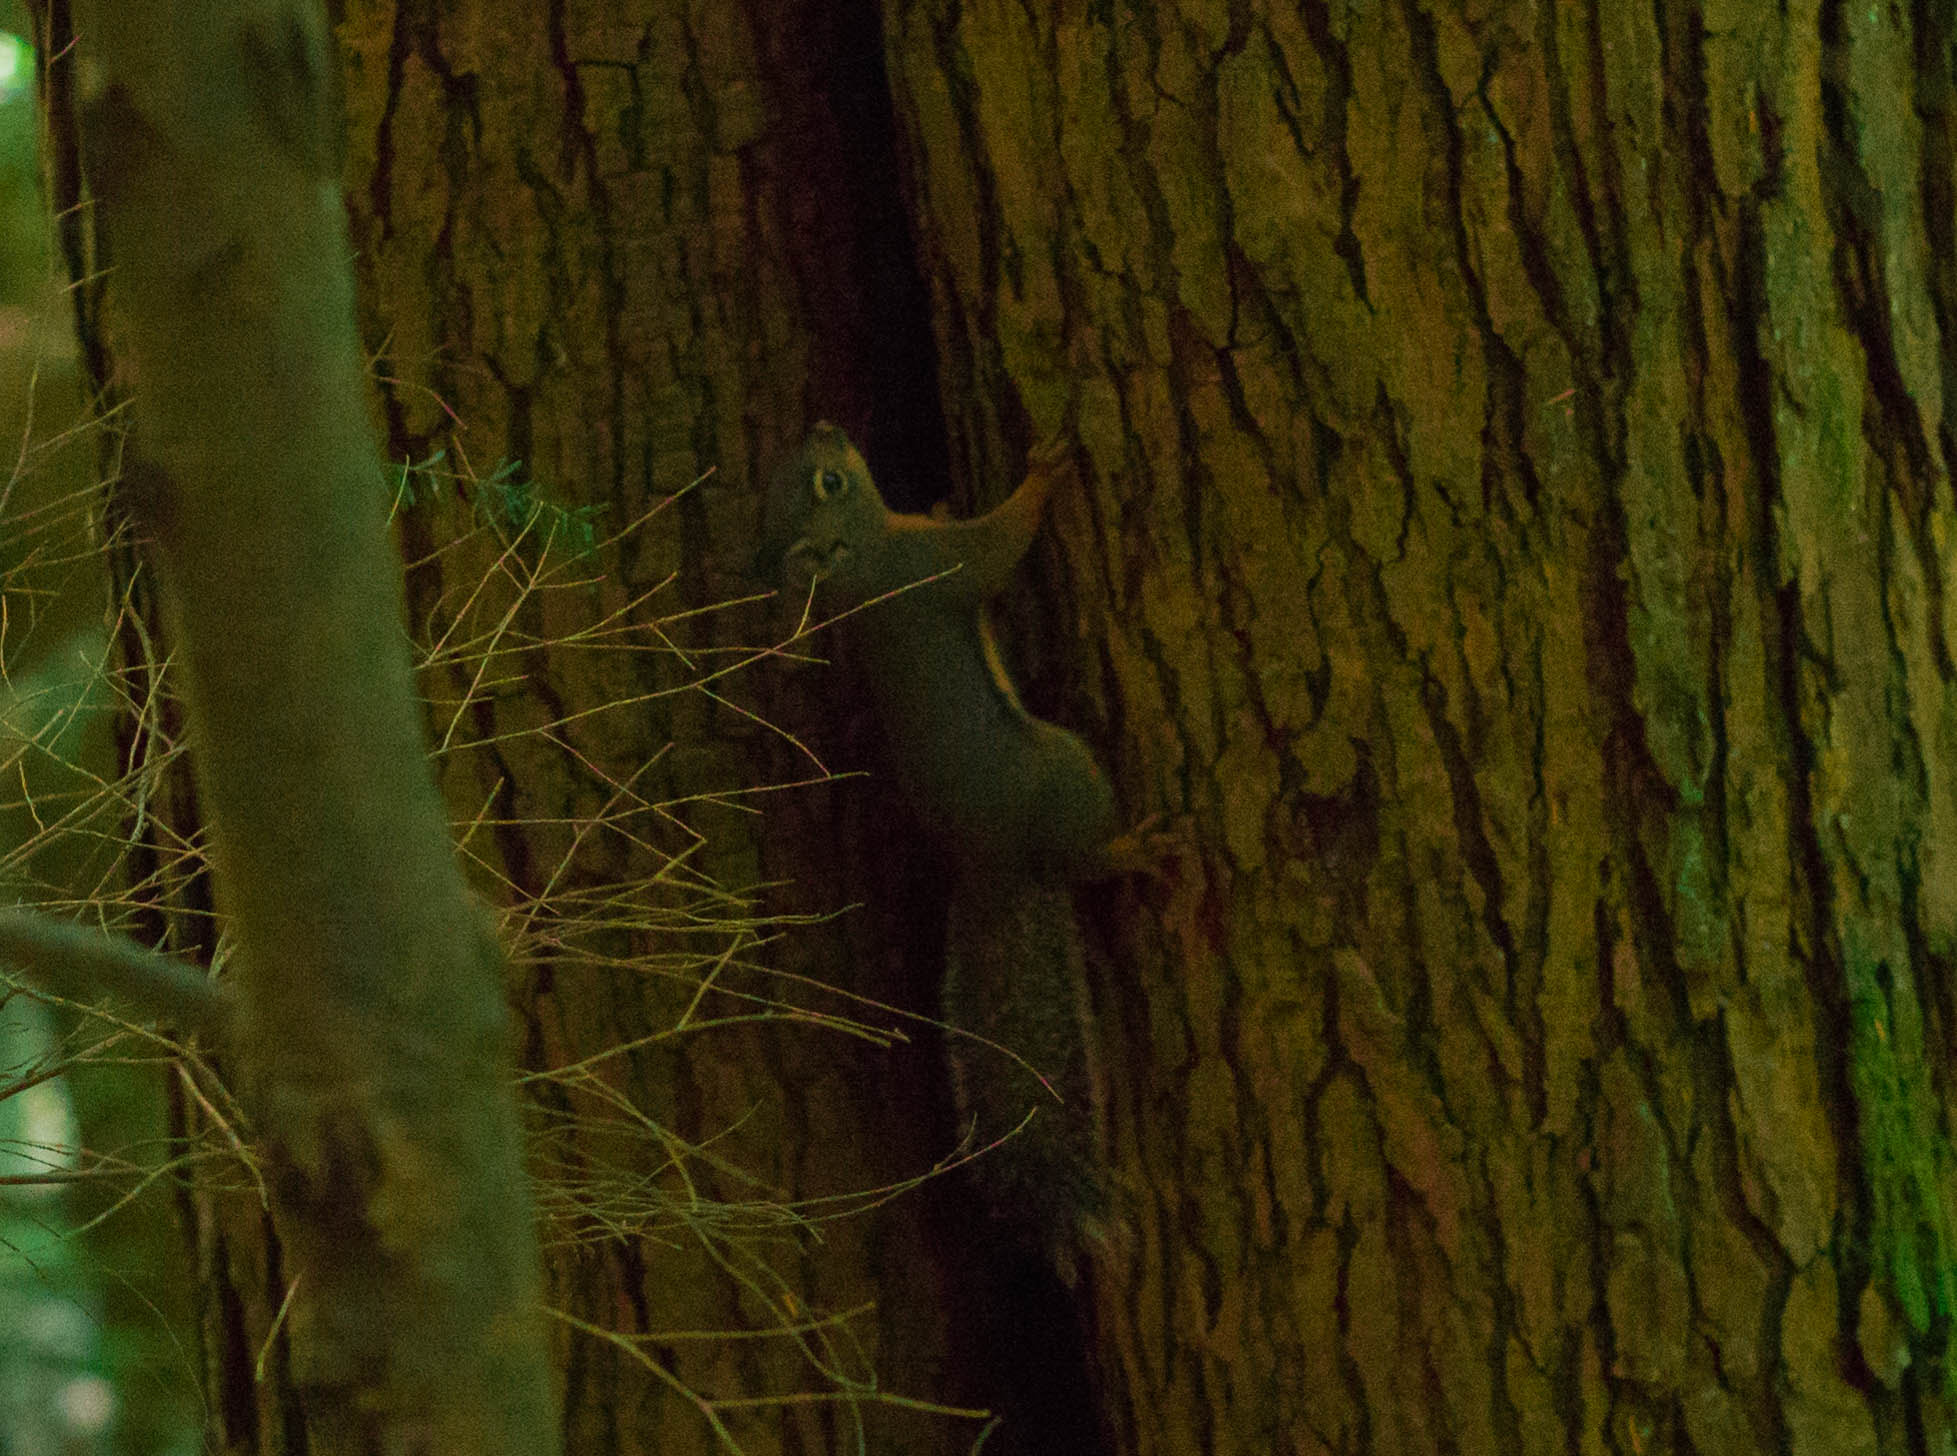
[753,421,1133,1283]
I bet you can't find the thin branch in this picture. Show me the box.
[0,906,229,1033]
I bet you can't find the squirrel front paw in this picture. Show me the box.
[1024,434,1079,482]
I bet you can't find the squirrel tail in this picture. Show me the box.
[942,879,1112,1285]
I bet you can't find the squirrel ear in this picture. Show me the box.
[807,419,851,453]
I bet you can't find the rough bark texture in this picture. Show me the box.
[883,3,1957,1454]
[331,2,968,1451]
[38,0,1957,1449]
[37,0,977,1446]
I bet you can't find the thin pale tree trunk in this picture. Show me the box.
[73,2,557,1448]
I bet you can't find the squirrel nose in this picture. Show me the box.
[784,537,847,590]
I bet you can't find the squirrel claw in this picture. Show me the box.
[1101,812,1192,881]
[1025,434,1079,480]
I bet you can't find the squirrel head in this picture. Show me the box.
[752,421,890,598]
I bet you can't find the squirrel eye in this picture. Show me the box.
[812,467,846,501]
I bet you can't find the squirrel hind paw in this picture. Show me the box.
[1099,812,1195,881]
[1047,1206,1134,1290]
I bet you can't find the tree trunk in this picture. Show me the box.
[39,0,978,1441]
[39,0,1956,1450]
[325,0,969,1450]
[885,3,1957,1452]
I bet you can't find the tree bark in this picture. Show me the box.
[36,0,978,1443]
[884,3,1957,1452]
[39,0,1952,1452]
[330,0,970,1450]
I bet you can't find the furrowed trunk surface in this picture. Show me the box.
[884,3,1957,1454]
[34,0,1957,1451]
